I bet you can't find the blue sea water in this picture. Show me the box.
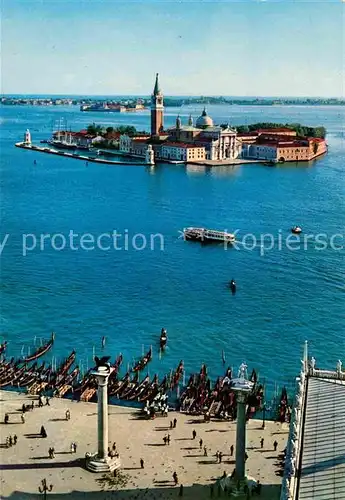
[0,103,344,401]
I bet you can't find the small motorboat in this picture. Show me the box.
[160,328,167,349]
[229,279,236,294]
[291,226,302,234]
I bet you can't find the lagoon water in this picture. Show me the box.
[1,103,344,400]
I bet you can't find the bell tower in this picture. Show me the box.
[151,73,164,136]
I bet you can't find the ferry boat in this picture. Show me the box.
[183,227,236,244]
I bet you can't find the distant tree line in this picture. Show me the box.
[86,124,144,137]
[232,122,326,138]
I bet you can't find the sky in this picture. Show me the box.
[1,0,344,97]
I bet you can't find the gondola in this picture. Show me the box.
[170,360,184,389]
[0,365,26,387]
[22,332,55,363]
[138,374,159,403]
[132,347,152,372]
[159,328,167,350]
[109,372,130,397]
[119,372,140,399]
[127,375,151,401]
[49,351,76,388]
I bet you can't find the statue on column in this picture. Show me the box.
[238,362,248,380]
[310,357,316,372]
[94,356,111,371]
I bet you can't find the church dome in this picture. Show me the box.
[196,108,213,128]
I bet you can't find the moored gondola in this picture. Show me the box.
[22,332,55,363]
[170,360,184,389]
[132,347,152,372]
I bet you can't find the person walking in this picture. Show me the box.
[167,434,171,445]
[173,417,177,428]
[13,435,17,445]
[199,438,203,449]
[65,409,71,421]
[260,437,264,449]
[192,429,197,440]
[140,458,144,469]
[230,444,234,456]
[273,440,278,452]
[204,446,208,457]
[21,413,25,424]
[4,413,9,424]
[73,442,77,453]
[9,436,12,446]
[173,471,178,485]
[163,436,167,445]
[215,451,219,463]
[219,451,223,463]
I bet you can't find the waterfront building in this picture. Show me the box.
[240,130,327,162]
[160,142,206,162]
[119,134,151,155]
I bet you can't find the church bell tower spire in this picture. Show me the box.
[151,73,164,136]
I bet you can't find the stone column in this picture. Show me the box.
[96,367,109,460]
[235,392,247,481]
[86,365,120,473]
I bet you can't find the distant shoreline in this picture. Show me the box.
[1,95,344,108]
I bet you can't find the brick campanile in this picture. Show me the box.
[151,73,164,136]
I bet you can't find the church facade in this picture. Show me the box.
[119,74,241,162]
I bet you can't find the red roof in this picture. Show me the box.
[237,132,259,137]
[257,127,294,133]
[162,142,205,149]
